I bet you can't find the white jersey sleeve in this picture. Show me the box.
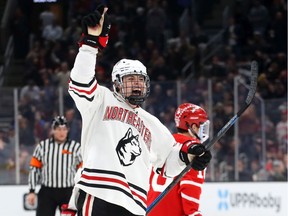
[69,45,99,112]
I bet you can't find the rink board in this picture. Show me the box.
[200,182,287,216]
[0,182,287,216]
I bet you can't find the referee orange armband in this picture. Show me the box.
[30,157,43,168]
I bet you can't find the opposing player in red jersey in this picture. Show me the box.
[148,103,211,216]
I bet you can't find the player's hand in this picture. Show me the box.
[187,144,206,156]
[60,204,77,216]
[82,5,109,36]
[78,4,111,49]
[26,192,36,206]
[180,141,206,164]
[191,150,212,171]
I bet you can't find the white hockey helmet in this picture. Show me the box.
[111,59,150,105]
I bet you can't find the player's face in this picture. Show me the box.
[53,126,68,143]
[122,74,147,98]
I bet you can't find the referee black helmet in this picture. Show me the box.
[51,116,68,129]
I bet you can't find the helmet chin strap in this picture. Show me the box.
[126,95,145,106]
[186,122,201,141]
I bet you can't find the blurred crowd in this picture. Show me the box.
[0,0,287,183]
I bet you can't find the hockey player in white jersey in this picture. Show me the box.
[62,4,212,216]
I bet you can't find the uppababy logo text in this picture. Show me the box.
[230,192,281,212]
[217,189,281,213]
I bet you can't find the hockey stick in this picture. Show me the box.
[146,61,258,214]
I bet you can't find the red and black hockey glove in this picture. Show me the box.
[180,141,211,170]
[60,204,77,216]
[191,150,212,171]
[78,4,111,50]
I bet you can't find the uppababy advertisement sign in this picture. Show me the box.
[0,183,287,216]
[201,182,288,216]
[219,190,281,212]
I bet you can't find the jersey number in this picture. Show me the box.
[151,170,205,192]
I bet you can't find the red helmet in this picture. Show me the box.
[175,103,208,130]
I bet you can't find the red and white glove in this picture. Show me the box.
[60,204,77,216]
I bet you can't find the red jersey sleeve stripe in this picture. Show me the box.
[69,78,98,95]
[69,83,97,95]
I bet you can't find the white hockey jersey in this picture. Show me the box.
[68,45,186,215]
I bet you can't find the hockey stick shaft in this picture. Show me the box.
[146,61,258,214]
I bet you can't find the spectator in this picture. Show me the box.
[0,130,14,170]
[276,109,288,151]
[248,0,270,36]
[42,18,63,42]
[20,80,41,102]
[55,61,71,93]
[237,155,253,181]
[238,105,260,160]
[251,159,268,181]
[267,159,287,181]
[65,109,81,143]
[146,0,167,50]
[190,23,209,53]
[11,7,30,59]
[39,6,55,31]
[223,16,244,59]
[268,11,287,53]
[209,56,227,80]
[19,116,35,148]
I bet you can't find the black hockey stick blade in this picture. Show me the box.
[204,60,258,150]
[146,61,258,214]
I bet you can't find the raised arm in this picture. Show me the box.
[68,5,111,110]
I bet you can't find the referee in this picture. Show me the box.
[27,116,82,216]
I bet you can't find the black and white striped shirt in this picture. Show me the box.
[28,138,82,192]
